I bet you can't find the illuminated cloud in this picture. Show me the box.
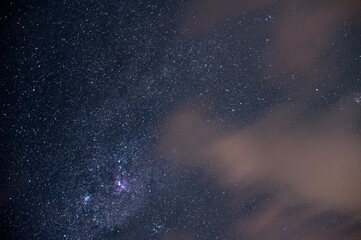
[157,101,361,239]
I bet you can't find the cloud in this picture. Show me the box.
[158,103,361,211]
[156,102,361,239]
[163,1,361,238]
[178,0,276,38]
[178,0,361,98]
[232,197,361,240]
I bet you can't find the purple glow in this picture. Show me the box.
[115,178,129,194]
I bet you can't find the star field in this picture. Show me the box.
[1,0,361,240]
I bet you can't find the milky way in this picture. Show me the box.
[1,0,361,240]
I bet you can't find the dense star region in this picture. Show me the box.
[1,0,361,240]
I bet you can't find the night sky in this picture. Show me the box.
[1,0,361,239]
